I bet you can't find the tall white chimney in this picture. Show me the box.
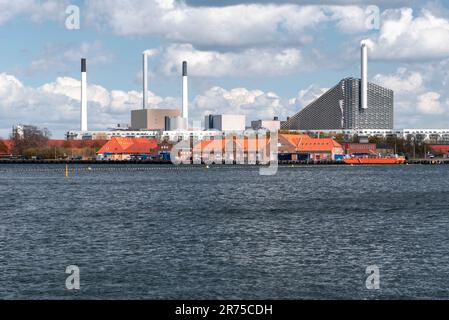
[182,61,188,120]
[361,41,368,110]
[143,51,148,109]
[80,58,88,131]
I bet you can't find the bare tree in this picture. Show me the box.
[10,125,51,155]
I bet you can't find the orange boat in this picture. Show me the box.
[344,156,406,165]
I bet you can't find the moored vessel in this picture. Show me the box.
[343,156,406,165]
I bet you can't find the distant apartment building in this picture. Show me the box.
[204,114,246,131]
[131,108,181,130]
[282,78,394,131]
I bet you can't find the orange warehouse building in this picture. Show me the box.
[279,134,344,161]
[192,137,271,164]
[428,145,449,158]
[96,137,158,160]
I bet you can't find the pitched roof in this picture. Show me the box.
[279,134,310,149]
[97,137,158,154]
[279,134,342,153]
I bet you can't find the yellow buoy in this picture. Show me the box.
[65,164,69,177]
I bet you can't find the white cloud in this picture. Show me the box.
[4,69,449,138]
[417,92,444,114]
[371,67,449,128]
[158,44,304,77]
[192,86,292,122]
[0,0,68,25]
[326,5,368,33]
[0,73,296,136]
[185,1,416,5]
[288,85,329,108]
[0,73,179,136]
[39,77,111,108]
[86,0,391,49]
[86,1,329,47]
[372,68,424,93]
[20,41,114,76]
[368,8,449,60]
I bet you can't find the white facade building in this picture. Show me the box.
[204,114,246,132]
[251,119,281,131]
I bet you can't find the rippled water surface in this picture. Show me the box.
[1,164,449,299]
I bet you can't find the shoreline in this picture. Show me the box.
[0,159,448,165]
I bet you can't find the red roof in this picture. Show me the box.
[429,145,449,153]
[97,137,158,154]
[343,143,377,155]
[279,134,343,153]
[0,140,14,154]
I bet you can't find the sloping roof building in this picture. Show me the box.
[96,137,158,160]
[279,134,344,160]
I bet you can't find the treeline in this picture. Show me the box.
[10,125,51,155]
[2,125,103,159]
[366,136,430,158]
[21,146,99,159]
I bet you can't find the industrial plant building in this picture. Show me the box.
[204,114,246,132]
[131,108,181,130]
[251,117,281,131]
[65,46,449,147]
[282,41,394,131]
[282,77,394,131]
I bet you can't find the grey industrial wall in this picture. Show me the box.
[282,78,393,130]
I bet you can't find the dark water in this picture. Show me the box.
[1,164,449,299]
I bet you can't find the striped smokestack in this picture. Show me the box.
[80,58,87,131]
[182,61,188,120]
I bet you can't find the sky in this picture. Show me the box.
[1,0,449,138]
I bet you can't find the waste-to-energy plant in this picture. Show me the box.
[282,41,394,131]
[67,55,245,141]
[66,43,449,144]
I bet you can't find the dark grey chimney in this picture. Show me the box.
[81,58,86,72]
[182,61,187,76]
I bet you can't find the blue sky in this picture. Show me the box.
[1,0,449,138]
